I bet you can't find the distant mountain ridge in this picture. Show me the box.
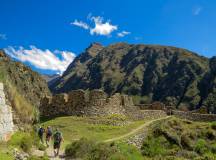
[49,43,216,113]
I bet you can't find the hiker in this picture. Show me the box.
[45,126,52,147]
[53,128,64,157]
[38,126,45,144]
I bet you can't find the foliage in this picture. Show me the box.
[141,117,216,159]
[65,138,143,160]
[41,115,146,147]
[141,136,167,157]
[194,139,208,155]
[50,43,216,111]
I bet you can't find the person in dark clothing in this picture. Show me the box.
[53,128,63,157]
[45,126,52,147]
[38,126,45,144]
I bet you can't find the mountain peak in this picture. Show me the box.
[86,42,104,57]
[0,50,9,59]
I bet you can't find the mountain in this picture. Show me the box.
[50,42,216,112]
[0,50,51,123]
[41,74,60,86]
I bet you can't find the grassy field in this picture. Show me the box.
[40,115,147,147]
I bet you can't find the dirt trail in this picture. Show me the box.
[45,146,65,160]
[104,116,171,143]
[33,116,170,159]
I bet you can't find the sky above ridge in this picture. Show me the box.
[0,0,216,74]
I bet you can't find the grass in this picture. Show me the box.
[40,115,146,147]
[0,143,13,160]
[140,117,216,159]
[65,138,143,160]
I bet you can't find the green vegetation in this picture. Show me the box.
[65,138,143,160]
[41,115,146,147]
[50,43,216,111]
[0,50,50,124]
[141,117,216,159]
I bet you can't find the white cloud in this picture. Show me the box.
[117,31,131,37]
[90,16,118,36]
[0,34,7,40]
[4,46,76,74]
[71,19,89,30]
[193,6,202,16]
[71,15,118,36]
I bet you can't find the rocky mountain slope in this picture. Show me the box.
[50,43,216,112]
[41,74,60,86]
[0,50,51,123]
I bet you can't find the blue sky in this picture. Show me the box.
[0,0,215,74]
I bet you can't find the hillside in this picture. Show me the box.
[50,43,216,112]
[0,50,51,123]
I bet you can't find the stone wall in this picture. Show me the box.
[40,89,135,117]
[172,110,216,122]
[127,110,167,120]
[0,83,14,141]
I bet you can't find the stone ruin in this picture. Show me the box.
[0,83,14,141]
[40,89,216,122]
[40,89,135,117]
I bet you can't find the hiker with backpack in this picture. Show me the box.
[38,126,45,144]
[53,128,64,157]
[45,126,52,147]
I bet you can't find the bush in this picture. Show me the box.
[9,131,37,153]
[141,136,167,157]
[65,138,142,160]
[194,139,208,155]
[181,134,193,150]
[112,143,143,160]
[65,138,96,158]
[20,135,33,153]
[211,122,216,130]
[211,143,216,154]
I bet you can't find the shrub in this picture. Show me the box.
[181,134,193,150]
[113,143,143,160]
[65,138,118,159]
[65,138,142,160]
[20,135,33,153]
[194,139,208,155]
[65,138,96,158]
[211,143,216,154]
[141,136,167,157]
[211,122,216,130]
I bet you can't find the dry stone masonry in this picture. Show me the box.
[0,83,14,141]
[40,89,135,117]
[40,89,216,122]
[172,110,216,122]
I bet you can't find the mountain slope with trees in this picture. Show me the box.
[0,50,51,123]
[50,43,216,112]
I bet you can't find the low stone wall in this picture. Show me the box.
[0,83,14,141]
[128,110,167,120]
[40,89,135,117]
[172,110,216,122]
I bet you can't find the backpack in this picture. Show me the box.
[38,128,44,136]
[54,132,61,143]
[47,128,52,136]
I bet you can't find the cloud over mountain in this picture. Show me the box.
[4,46,76,74]
[117,31,130,37]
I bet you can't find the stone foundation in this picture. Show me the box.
[0,83,14,141]
[172,110,216,122]
[40,89,135,117]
